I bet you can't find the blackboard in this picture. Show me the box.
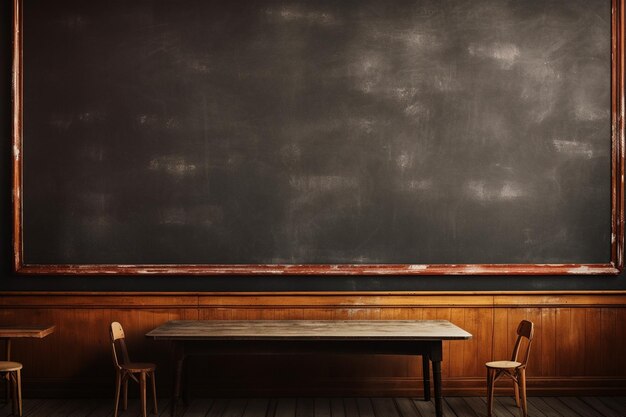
[13,0,624,275]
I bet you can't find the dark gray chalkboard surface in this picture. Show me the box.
[14,0,624,275]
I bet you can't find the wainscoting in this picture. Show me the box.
[0,292,624,398]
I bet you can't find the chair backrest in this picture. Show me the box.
[510,320,534,368]
[110,322,131,369]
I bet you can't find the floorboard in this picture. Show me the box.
[581,397,624,417]
[6,397,626,417]
[527,398,559,417]
[244,399,270,417]
[394,398,420,417]
[600,397,626,416]
[329,399,345,417]
[541,397,585,417]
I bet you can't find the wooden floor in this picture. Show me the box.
[2,397,626,417]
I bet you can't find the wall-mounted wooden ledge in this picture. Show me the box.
[0,291,624,309]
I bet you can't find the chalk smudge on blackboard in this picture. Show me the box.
[393,88,418,102]
[149,156,197,177]
[468,42,520,69]
[466,180,527,202]
[265,5,339,26]
[405,179,433,191]
[552,140,594,158]
[404,102,431,119]
[370,28,442,51]
[136,114,180,129]
[520,61,560,123]
[50,111,105,130]
[279,143,302,166]
[159,205,223,227]
[350,118,376,134]
[58,14,87,31]
[289,175,358,192]
[351,53,387,94]
[49,114,73,130]
[396,152,412,170]
[573,94,610,122]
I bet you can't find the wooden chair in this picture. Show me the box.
[0,361,22,416]
[110,322,158,417]
[486,320,534,417]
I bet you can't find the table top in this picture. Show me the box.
[146,320,472,341]
[0,324,56,338]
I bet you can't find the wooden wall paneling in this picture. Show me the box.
[611,308,626,376]
[539,308,557,377]
[554,307,587,377]
[599,308,617,377]
[447,308,467,378]
[585,308,604,377]
[491,308,509,365]
[470,308,494,378]
[569,308,587,376]
[555,308,573,377]
[1,292,626,397]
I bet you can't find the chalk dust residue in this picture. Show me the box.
[265,5,339,26]
[468,42,520,69]
[149,155,197,177]
[552,140,594,158]
[289,175,358,192]
[466,180,527,201]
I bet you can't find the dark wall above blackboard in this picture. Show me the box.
[11,0,625,276]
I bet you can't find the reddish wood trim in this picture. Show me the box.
[2,290,626,295]
[12,0,625,276]
[13,263,622,275]
[0,292,624,308]
[612,0,626,271]
[12,0,23,273]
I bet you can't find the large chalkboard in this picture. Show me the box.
[13,0,624,275]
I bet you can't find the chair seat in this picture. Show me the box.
[486,360,522,369]
[0,361,23,372]
[121,362,156,372]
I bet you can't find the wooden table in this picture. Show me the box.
[0,324,55,402]
[147,320,471,417]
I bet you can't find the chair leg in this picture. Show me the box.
[10,372,17,416]
[140,372,147,417]
[513,373,520,407]
[150,372,158,415]
[486,368,495,417]
[123,376,128,410]
[113,371,122,417]
[519,369,528,417]
[15,369,22,417]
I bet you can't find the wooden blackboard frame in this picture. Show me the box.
[11,0,626,276]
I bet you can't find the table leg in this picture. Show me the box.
[432,360,442,417]
[422,355,431,401]
[171,343,185,417]
[429,342,443,417]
